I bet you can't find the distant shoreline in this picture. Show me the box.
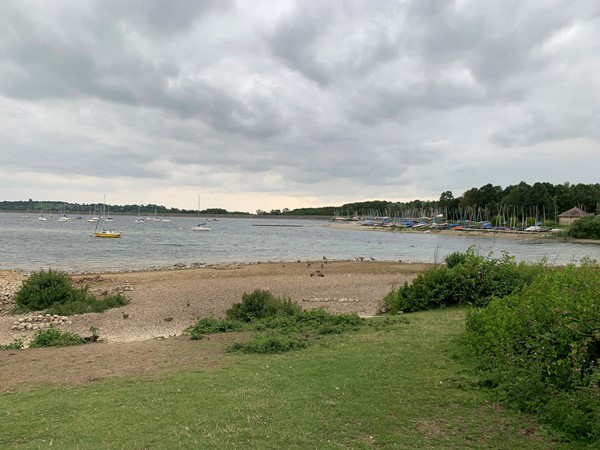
[324,221,600,244]
[0,210,331,220]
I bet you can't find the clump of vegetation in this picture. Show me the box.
[380,248,542,313]
[444,250,469,268]
[226,289,301,322]
[184,289,366,353]
[14,269,129,315]
[0,339,24,350]
[567,215,600,240]
[15,269,84,311]
[46,293,129,316]
[185,317,244,340]
[29,327,86,348]
[465,261,600,444]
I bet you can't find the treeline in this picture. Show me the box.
[275,181,600,219]
[3,181,599,217]
[0,200,250,216]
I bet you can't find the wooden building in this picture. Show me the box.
[558,207,590,226]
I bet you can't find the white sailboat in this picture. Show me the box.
[38,202,47,221]
[86,205,99,223]
[134,206,145,223]
[191,195,211,231]
[58,203,70,222]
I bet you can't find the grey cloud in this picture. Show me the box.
[100,0,232,38]
[1,0,599,210]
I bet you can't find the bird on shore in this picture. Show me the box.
[122,313,129,319]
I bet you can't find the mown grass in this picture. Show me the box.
[0,308,577,449]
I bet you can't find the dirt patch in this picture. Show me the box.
[0,333,246,392]
[0,260,426,391]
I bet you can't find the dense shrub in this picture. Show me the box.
[14,269,129,315]
[15,269,87,311]
[465,262,600,443]
[567,215,600,240]
[29,327,86,348]
[226,289,301,322]
[380,248,543,313]
[444,250,469,268]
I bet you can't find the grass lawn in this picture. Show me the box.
[0,308,576,449]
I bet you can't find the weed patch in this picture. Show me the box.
[185,318,245,340]
[0,340,24,350]
[185,289,366,353]
[29,328,86,348]
[46,293,129,315]
[228,331,309,354]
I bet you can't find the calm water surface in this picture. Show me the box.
[1,213,598,273]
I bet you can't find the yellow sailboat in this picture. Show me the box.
[94,196,121,238]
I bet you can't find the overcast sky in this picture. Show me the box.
[1,0,599,212]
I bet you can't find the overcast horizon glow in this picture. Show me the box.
[1,1,599,213]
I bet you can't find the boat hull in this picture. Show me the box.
[95,231,121,238]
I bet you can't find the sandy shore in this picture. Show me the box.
[0,260,429,346]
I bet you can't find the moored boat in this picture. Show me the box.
[95,230,121,238]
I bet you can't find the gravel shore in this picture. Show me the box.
[0,260,428,346]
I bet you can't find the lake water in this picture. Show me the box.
[1,213,599,273]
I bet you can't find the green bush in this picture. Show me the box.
[444,250,469,268]
[380,248,543,313]
[14,269,129,315]
[465,262,600,443]
[567,215,600,240]
[29,327,86,348]
[226,289,301,322]
[15,269,87,311]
